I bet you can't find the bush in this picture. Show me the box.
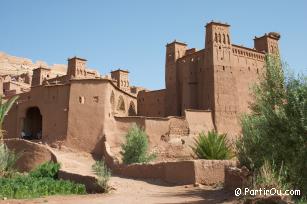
[237,54,307,198]
[253,160,286,190]
[0,143,20,177]
[29,161,60,179]
[92,160,111,192]
[0,161,86,199]
[0,176,86,199]
[121,124,156,164]
[191,130,233,160]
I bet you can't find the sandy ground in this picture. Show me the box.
[0,176,238,204]
[0,147,239,204]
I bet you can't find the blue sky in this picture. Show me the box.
[0,0,306,90]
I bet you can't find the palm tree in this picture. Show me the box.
[0,95,19,139]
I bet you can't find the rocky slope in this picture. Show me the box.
[0,51,67,76]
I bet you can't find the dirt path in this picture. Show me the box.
[0,147,238,204]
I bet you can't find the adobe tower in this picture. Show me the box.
[137,21,280,138]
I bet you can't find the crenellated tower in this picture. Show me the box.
[165,40,187,116]
[31,66,51,87]
[111,69,130,92]
[205,22,240,137]
[254,32,280,54]
[67,57,87,79]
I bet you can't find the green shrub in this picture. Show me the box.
[121,124,156,164]
[0,176,86,199]
[0,143,20,177]
[29,161,60,179]
[0,161,86,199]
[92,160,111,192]
[254,160,286,190]
[237,54,307,198]
[191,130,233,160]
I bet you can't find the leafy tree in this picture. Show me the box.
[237,54,307,197]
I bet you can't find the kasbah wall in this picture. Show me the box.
[2,21,280,161]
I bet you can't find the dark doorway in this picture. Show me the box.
[22,107,42,140]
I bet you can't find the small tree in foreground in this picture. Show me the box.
[191,130,233,160]
[92,160,111,192]
[121,124,156,164]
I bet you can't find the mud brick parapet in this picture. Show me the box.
[113,159,237,185]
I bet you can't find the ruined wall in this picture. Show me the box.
[105,115,191,160]
[3,84,70,144]
[106,116,170,157]
[137,89,166,117]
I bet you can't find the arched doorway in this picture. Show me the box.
[22,107,42,140]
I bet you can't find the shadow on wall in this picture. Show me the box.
[91,127,106,159]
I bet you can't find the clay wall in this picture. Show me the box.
[3,84,70,144]
[176,48,213,114]
[65,79,137,155]
[212,45,266,138]
[137,89,166,117]
[184,109,214,135]
[46,75,69,84]
[177,50,203,113]
[107,116,170,157]
[113,159,237,185]
[4,78,137,156]
[231,45,265,114]
[165,42,187,116]
[105,115,189,158]
[4,139,57,172]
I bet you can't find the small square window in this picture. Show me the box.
[79,96,85,104]
[93,96,99,103]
